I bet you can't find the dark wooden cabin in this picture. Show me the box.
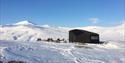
[69,29,100,43]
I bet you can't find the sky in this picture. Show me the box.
[0,0,125,27]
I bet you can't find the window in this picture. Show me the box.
[91,36,98,40]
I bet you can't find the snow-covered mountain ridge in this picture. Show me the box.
[13,20,35,25]
[0,21,125,42]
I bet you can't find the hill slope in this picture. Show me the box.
[0,21,125,42]
[0,21,68,42]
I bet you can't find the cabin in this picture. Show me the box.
[69,29,100,44]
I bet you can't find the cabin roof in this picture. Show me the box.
[69,29,99,35]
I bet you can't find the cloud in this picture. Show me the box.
[89,18,99,24]
[42,24,50,28]
[120,20,125,23]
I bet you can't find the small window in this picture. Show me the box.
[91,36,98,40]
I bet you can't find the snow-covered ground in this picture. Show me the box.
[0,21,125,63]
[0,40,125,63]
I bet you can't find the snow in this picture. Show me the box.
[0,21,125,63]
[14,20,35,25]
[0,22,124,41]
[0,40,125,63]
[74,23,125,41]
[0,24,68,41]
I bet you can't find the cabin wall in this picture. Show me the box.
[69,29,100,43]
[69,31,91,43]
[69,32,75,42]
[90,34,99,43]
[78,32,90,43]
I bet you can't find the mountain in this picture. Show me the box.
[76,24,125,41]
[0,21,68,42]
[0,21,125,42]
[14,20,35,25]
[58,23,125,41]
